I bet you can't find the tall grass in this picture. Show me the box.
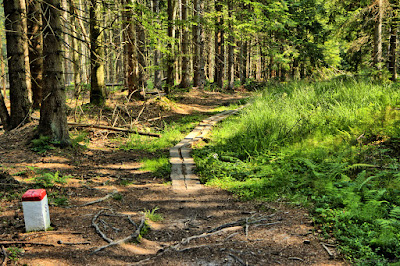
[194,78,400,264]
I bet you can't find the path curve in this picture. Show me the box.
[170,108,243,192]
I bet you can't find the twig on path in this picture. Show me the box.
[245,217,249,238]
[228,253,246,266]
[68,123,161,138]
[70,190,117,208]
[1,245,7,266]
[288,257,304,261]
[57,241,91,245]
[0,241,55,247]
[321,243,334,258]
[177,243,225,253]
[91,217,146,254]
[92,209,113,244]
[179,226,242,246]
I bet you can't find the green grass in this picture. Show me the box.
[143,207,164,222]
[141,156,171,179]
[194,78,400,264]
[121,114,209,152]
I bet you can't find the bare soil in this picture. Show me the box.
[0,89,347,265]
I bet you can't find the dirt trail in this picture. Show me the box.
[0,90,346,265]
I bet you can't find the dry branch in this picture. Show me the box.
[228,253,246,265]
[92,217,146,253]
[59,241,91,245]
[321,243,334,258]
[1,245,7,266]
[0,241,55,247]
[92,209,113,243]
[68,123,160,137]
[70,191,117,208]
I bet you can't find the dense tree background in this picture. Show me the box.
[0,0,398,138]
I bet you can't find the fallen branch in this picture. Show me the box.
[31,116,160,137]
[92,217,146,254]
[321,243,334,258]
[68,123,160,138]
[288,257,304,261]
[1,245,7,266]
[70,191,117,208]
[0,241,55,247]
[179,226,242,247]
[59,241,91,246]
[92,210,113,244]
[228,253,246,266]
[177,243,225,252]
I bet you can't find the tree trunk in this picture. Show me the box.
[68,0,82,99]
[179,0,191,88]
[136,3,146,98]
[153,0,162,90]
[240,40,248,85]
[226,0,234,90]
[165,0,175,94]
[90,0,106,105]
[192,0,205,89]
[38,0,70,145]
[27,0,43,109]
[389,25,397,81]
[214,1,224,88]
[122,0,141,99]
[373,0,383,70]
[4,0,32,129]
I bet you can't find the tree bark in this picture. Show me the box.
[4,0,32,129]
[192,0,205,89]
[122,0,141,99]
[136,2,146,98]
[240,40,248,85]
[214,1,224,88]
[68,0,82,99]
[388,25,397,81]
[373,0,383,71]
[27,0,43,109]
[179,0,191,88]
[227,0,234,90]
[90,0,106,105]
[153,0,162,90]
[38,0,70,145]
[165,0,175,94]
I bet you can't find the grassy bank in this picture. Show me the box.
[193,79,400,265]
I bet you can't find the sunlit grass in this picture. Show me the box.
[194,78,400,263]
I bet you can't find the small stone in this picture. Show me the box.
[57,240,63,244]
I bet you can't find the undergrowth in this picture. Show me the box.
[193,78,400,264]
[121,113,209,152]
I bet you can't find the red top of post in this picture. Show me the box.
[22,189,47,201]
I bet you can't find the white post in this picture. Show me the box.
[22,189,51,232]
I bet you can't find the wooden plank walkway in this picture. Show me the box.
[170,108,244,192]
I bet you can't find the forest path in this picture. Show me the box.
[0,90,345,265]
[170,108,243,192]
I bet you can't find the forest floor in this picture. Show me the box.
[0,89,346,265]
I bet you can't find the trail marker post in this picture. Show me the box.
[22,189,51,232]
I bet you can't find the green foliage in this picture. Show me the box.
[31,171,71,188]
[141,157,171,179]
[31,136,56,153]
[112,193,123,201]
[143,207,163,222]
[121,114,208,152]
[194,79,400,263]
[7,247,23,262]
[48,192,69,207]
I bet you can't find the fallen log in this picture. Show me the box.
[68,123,160,138]
[0,241,55,247]
[31,117,160,138]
